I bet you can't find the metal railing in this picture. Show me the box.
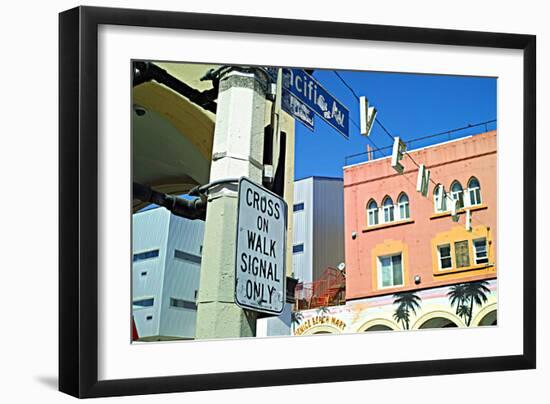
[344,119,497,166]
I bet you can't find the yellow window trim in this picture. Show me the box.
[431,225,495,279]
[371,240,409,292]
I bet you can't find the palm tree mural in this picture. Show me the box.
[392,305,408,329]
[464,281,491,326]
[291,311,304,333]
[392,292,422,330]
[456,304,470,324]
[448,281,491,326]
[448,284,469,324]
[316,306,330,318]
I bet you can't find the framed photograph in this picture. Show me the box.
[59,6,536,398]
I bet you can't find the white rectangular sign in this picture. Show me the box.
[235,177,287,314]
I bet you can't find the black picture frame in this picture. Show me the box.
[59,5,536,398]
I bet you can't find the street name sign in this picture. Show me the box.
[266,67,349,138]
[284,69,349,139]
[235,177,287,314]
[267,67,315,131]
[282,91,315,131]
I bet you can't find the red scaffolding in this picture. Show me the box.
[294,267,345,310]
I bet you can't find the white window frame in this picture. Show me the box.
[437,244,453,270]
[397,193,410,220]
[377,253,404,289]
[367,200,379,226]
[473,238,489,265]
[467,178,482,206]
[450,181,464,209]
[382,197,395,223]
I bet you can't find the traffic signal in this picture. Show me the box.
[359,96,377,137]
[391,137,407,174]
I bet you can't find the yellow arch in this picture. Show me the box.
[300,324,342,336]
[412,310,466,329]
[133,81,215,161]
[356,318,399,332]
[472,303,497,326]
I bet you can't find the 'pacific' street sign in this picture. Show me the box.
[266,67,349,138]
[284,69,349,139]
[282,91,315,131]
[235,177,287,314]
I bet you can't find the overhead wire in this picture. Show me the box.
[332,70,493,229]
[347,115,384,157]
[335,69,437,175]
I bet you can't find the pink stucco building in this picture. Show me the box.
[343,131,497,301]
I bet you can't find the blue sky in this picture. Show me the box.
[294,70,497,180]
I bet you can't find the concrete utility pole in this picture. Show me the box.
[195,66,270,339]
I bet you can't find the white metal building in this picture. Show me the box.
[132,207,204,341]
[292,176,345,283]
[257,176,345,337]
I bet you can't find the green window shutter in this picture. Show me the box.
[454,240,470,268]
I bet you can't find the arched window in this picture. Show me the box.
[467,177,482,206]
[450,181,464,209]
[382,196,394,223]
[367,200,379,226]
[434,184,446,212]
[398,193,410,220]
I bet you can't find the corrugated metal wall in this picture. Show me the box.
[132,207,205,340]
[160,215,204,338]
[292,178,314,283]
[312,178,345,281]
[292,177,345,284]
[133,177,343,339]
[132,208,171,338]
